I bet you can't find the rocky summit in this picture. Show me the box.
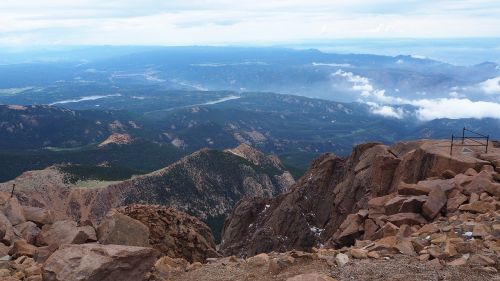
[220,140,500,257]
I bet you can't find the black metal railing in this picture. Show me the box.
[450,127,489,155]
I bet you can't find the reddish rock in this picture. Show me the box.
[97,210,150,247]
[399,196,427,213]
[422,187,447,219]
[42,244,160,281]
[415,224,439,235]
[411,237,430,253]
[79,225,97,242]
[362,219,379,240]
[349,248,368,259]
[462,171,493,195]
[459,201,495,214]
[9,239,37,258]
[464,168,478,176]
[0,192,26,225]
[0,212,15,244]
[333,213,364,246]
[368,194,396,216]
[418,179,456,195]
[14,221,40,244]
[395,239,416,256]
[447,193,468,213]
[37,220,89,247]
[382,195,426,215]
[486,182,500,197]
[385,213,427,227]
[372,222,399,240]
[116,204,219,263]
[397,182,430,196]
[441,170,456,179]
[384,196,408,215]
[467,254,495,266]
[22,206,54,226]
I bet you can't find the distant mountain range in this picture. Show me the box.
[1,91,499,183]
[0,46,499,103]
[0,46,498,183]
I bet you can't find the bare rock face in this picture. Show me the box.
[220,140,500,256]
[97,210,150,247]
[221,143,401,256]
[42,244,159,281]
[36,220,93,247]
[116,204,219,263]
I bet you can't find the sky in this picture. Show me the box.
[1,0,500,46]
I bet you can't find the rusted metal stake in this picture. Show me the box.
[10,184,15,198]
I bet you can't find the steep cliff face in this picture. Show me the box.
[0,146,295,233]
[220,140,499,257]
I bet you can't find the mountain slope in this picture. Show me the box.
[0,145,295,238]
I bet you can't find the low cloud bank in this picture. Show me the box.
[413,98,500,121]
[334,69,500,121]
[478,76,500,95]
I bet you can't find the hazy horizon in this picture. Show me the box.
[1,38,500,66]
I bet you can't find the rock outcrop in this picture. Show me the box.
[220,140,500,257]
[97,210,150,247]
[116,204,219,263]
[0,193,218,280]
[42,244,159,281]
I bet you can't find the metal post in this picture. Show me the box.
[10,184,15,198]
[486,135,489,153]
[450,135,454,156]
[462,127,465,144]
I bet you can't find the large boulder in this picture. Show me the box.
[116,204,219,263]
[0,212,16,244]
[422,187,447,219]
[0,192,26,225]
[462,171,493,195]
[14,221,40,244]
[22,206,54,226]
[42,244,159,281]
[9,239,37,258]
[97,210,150,247]
[385,213,427,226]
[37,220,91,247]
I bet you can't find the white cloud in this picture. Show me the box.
[334,69,500,120]
[366,102,406,119]
[413,98,500,121]
[478,76,500,94]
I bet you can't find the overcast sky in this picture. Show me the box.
[1,0,500,46]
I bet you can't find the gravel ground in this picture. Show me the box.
[330,255,499,281]
[170,255,499,281]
